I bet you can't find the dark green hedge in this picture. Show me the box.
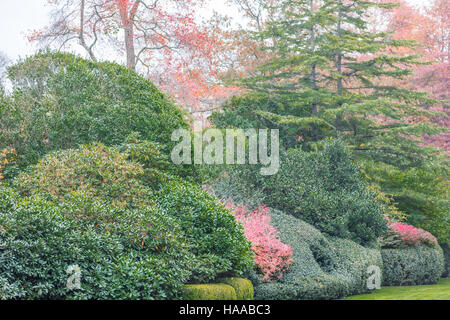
[252,210,383,300]
[381,245,444,286]
[210,141,388,246]
[442,243,450,278]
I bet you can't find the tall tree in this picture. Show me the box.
[30,0,214,72]
[29,0,237,117]
[0,52,9,85]
[384,0,449,150]
[212,0,449,241]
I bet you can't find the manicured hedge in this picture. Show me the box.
[183,278,254,300]
[253,210,383,300]
[381,245,445,286]
[442,243,450,278]
[182,284,237,300]
[210,141,388,246]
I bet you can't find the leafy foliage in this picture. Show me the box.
[0,52,190,180]
[210,0,449,244]
[381,220,438,248]
[441,243,450,278]
[1,144,253,299]
[381,245,444,286]
[211,141,388,245]
[157,179,254,282]
[0,187,192,300]
[253,210,383,300]
[0,147,16,184]
[225,201,293,282]
[14,143,153,209]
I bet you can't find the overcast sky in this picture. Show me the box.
[0,0,432,64]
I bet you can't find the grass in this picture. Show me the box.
[342,278,450,300]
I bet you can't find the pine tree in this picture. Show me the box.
[216,0,449,241]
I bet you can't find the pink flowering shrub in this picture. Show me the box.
[225,201,293,282]
[382,217,438,247]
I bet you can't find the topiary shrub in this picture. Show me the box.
[217,277,254,300]
[2,144,253,299]
[442,243,450,278]
[0,51,194,180]
[253,210,383,300]
[211,141,388,246]
[381,245,444,286]
[182,284,238,300]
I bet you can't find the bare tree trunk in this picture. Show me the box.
[336,2,343,96]
[310,0,318,115]
[79,0,97,62]
[121,1,141,71]
[124,25,136,70]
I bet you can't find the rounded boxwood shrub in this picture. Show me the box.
[381,245,444,286]
[182,284,237,300]
[253,210,383,300]
[0,51,194,180]
[218,277,254,300]
[3,144,253,299]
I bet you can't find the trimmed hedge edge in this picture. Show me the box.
[182,278,254,300]
[182,284,237,300]
[218,277,254,300]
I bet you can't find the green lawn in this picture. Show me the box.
[342,278,450,300]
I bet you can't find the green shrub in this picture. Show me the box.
[381,245,445,286]
[211,141,388,246]
[442,243,450,278]
[211,93,449,246]
[14,143,154,208]
[253,210,383,300]
[182,284,237,300]
[0,51,194,180]
[2,144,253,299]
[218,277,254,300]
[0,188,192,299]
[157,179,254,283]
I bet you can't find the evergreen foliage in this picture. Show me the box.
[211,0,448,242]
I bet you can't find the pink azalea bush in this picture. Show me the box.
[225,201,293,282]
[383,217,438,247]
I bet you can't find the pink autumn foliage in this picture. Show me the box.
[384,217,438,247]
[225,201,293,282]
